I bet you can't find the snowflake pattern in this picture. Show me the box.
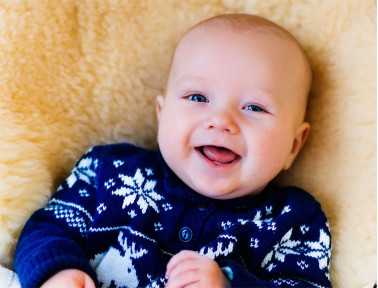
[261,227,331,273]
[261,228,301,270]
[66,155,97,188]
[111,168,166,214]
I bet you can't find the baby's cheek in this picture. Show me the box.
[248,132,290,169]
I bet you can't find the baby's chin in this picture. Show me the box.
[187,177,268,200]
[188,180,246,200]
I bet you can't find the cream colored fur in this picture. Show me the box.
[0,1,375,287]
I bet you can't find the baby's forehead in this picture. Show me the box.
[183,14,297,45]
[174,15,308,72]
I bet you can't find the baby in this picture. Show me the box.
[14,14,332,288]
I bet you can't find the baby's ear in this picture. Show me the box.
[283,122,311,170]
[155,95,165,121]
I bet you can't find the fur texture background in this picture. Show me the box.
[0,1,375,287]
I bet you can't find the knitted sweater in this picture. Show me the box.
[14,142,332,288]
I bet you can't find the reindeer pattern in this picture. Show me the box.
[90,231,149,288]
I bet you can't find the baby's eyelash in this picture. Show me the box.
[186,94,209,103]
[243,104,266,113]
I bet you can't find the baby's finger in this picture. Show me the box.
[166,250,199,275]
[167,259,198,279]
[84,274,96,288]
[166,270,199,288]
[183,283,200,288]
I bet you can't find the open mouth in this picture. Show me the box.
[195,145,241,166]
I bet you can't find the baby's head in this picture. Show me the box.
[156,13,312,200]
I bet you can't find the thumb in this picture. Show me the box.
[84,273,96,288]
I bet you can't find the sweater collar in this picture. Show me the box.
[155,148,276,209]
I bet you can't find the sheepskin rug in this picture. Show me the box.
[0,1,375,287]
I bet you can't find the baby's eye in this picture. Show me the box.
[186,94,209,103]
[243,104,265,113]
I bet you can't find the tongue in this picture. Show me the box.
[202,146,238,163]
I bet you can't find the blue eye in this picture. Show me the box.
[244,104,265,112]
[187,94,209,103]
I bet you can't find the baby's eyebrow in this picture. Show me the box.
[246,87,273,95]
[173,75,207,86]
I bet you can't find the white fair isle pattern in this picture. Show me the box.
[221,220,234,231]
[199,235,237,259]
[111,168,166,214]
[145,275,167,288]
[273,278,328,288]
[113,160,125,168]
[128,209,137,218]
[154,222,163,232]
[281,205,292,215]
[252,211,277,231]
[90,231,148,288]
[297,260,309,270]
[261,228,301,271]
[79,189,90,197]
[89,226,157,243]
[300,225,310,234]
[221,205,292,232]
[162,203,173,211]
[97,203,107,214]
[104,178,116,190]
[66,156,97,188]
[250,237,259,248]
[261,227,331,277]
[304,229,331,270]
[272,278,300,287]
[145,168,153,176]
[44,199,93,234]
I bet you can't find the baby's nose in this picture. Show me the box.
[205,113,240,134]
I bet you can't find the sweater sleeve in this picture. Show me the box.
[14,146,102,288]
[218,200,332,288]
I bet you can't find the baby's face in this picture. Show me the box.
[156,24,310,199]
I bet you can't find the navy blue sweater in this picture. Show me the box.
[14,142,332,288]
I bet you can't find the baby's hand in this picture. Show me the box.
[40,269,95,288]
[165,250,230,288]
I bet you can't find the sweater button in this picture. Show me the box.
[179,226,192,242]
[197,206,207,212]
